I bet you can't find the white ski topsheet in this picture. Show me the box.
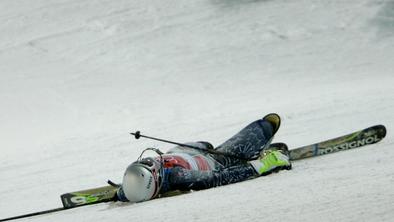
[0,0,393,221]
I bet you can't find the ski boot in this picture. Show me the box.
[263,113,281,135]
[266,142,290,157]
[249,143,292,175]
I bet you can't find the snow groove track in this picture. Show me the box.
[0,0,394,221]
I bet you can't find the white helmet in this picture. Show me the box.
[121,157,162,202]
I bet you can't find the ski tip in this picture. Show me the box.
[370,124,387,139]
[378,124,386,133]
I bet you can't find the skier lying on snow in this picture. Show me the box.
[116,113,292,202]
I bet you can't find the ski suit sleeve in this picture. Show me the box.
[165,164,258,191]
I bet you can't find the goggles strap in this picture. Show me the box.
[137,148,166,199]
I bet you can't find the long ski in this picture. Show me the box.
[61,185,118,208]
[289,125,386,160]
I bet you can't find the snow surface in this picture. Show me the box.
[1,0,394,221]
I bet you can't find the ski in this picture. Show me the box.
[0,124,387,221]
[289,125,386,161]
[61,185,118,208]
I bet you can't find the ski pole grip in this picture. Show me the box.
[133,131,141,139]
[130,131,141,139]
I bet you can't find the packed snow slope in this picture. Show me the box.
[1,0,394,221]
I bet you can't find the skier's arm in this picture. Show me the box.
[165,164,258,191]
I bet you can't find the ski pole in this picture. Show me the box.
[0,208,66,222]
[130,131,249,160]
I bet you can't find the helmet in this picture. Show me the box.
[120,157,162,202]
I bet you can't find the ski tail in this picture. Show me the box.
[60,185,118,208]
[289,125,387,161]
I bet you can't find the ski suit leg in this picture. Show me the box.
[214,119,274,167]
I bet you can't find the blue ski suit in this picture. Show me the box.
[160,119,274,193]
[118,119,274,201]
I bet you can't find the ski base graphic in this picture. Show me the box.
[289,125,386,161]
